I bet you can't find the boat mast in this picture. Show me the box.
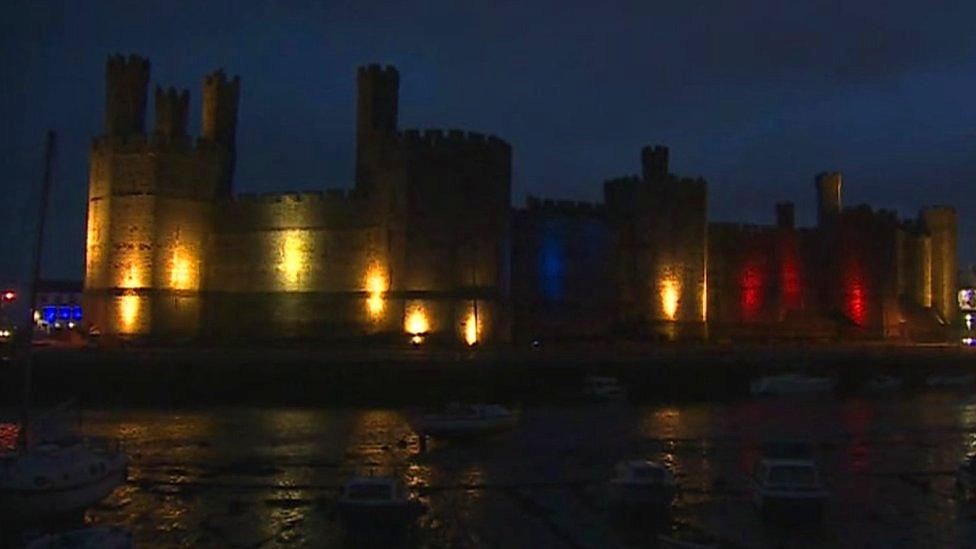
[18,130,57,450]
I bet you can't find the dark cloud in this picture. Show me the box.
[2,0,976,281]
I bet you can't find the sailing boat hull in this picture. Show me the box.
[0,463,126,521]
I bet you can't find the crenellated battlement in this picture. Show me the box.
[357,63,399,79]
[709,221,778,236]
[396,128,511,152]
[524,195,605,215]
[227,188,360,205]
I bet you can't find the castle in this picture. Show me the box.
[83,55,958,344]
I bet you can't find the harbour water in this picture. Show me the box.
[4,390,976,547]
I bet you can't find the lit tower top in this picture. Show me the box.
[815,171,842,228]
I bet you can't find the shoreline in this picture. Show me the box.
[3,342,974,408]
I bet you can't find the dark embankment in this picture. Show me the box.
[2,343,974,408]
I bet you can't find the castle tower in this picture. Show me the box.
[85,56,232,339]
[105,54,150,136]
[921,206,958,324]
[775,201,795,229]
[153,86,189,139]
[641,145,669,181]
[355,64,399,189]
[815,171,843,227]
[202,70,240,194]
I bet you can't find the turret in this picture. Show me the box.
[356,64,399,187]
[921,206,958,324]
[202,69,240,148]
[105,54,150,136]
[202,69,240,194]
[153,86,189,139]
[357,64,399,139]
[776,202,795,230]
[641,145,669,181]
[815,171,842,227]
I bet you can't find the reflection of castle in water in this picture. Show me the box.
[83,54,958,344]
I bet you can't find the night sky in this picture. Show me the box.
[3,0,976,282]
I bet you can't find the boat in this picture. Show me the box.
[752,458,828,520]
[657,535,719,549]
[749,374,836,396]
[608,459,676,510]
[956,454,976,500]
[0,133,129,523]
[925,373,975,388]
[411,403,516,438]
[0,437,128,521]
[865,375,903,393]
[583,376,625,401]
[336,475,426,531]
[26,526,133,549]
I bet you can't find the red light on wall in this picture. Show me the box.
[844,261,867,327]
[780,250,801,309]
[1,291,14,302]
[740,263,763,322]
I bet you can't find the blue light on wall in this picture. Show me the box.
[43,306,57,323]
[540,219,566,302]
[72,306,83,321]
[58,306,71,320]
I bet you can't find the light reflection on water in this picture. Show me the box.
[4,394,976,547]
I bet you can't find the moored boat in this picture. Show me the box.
[752,458,827,520]
[336,475,426,531]
[865,375,903,393]
[26,526,133,549]
[608,459,676,510]
[749,374,836,396]
[925,373,974,388]
[583,376,626,401]
[411,403,516,438]
[0,438,128,521]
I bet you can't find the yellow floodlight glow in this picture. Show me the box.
[661,277,680,321]
[121,263,142,289]
[279,231,308,289]
[464,310,478,346]
[365,266,387,318]
[119,291,142,333]
[170,249,192,290]
[405,307,429,336]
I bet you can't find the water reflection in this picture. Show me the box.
[7,395,976,547]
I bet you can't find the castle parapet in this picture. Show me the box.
[397,129,511,152]
[524,195,606,216]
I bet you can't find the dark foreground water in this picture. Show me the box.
[6,391,976,548]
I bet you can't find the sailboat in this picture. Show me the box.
[0,132,128,523]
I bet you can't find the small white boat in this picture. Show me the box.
[26,526,133,549]
[336,475,426,530]
[608,460,676,509]
[956,454,976,500]
[750,374,836,396]
[926,373,975,388]
[583,376,625,401]
[411,404,516,438]
[657,535,718,549]
[752,458,827,519]
[865,375,903,393]
[0,439,128,521]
